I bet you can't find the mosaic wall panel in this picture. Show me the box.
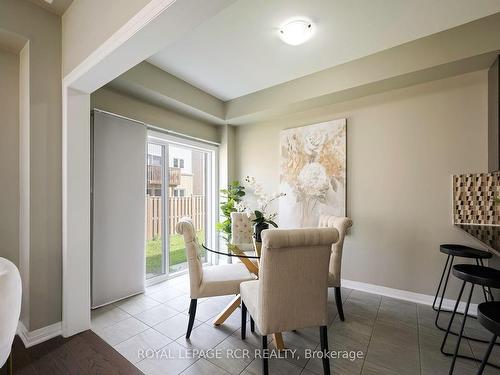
[455,224,500,251]
[453,172,500,225]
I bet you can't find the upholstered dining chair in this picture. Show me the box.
[240,227,339,375]
[230,212,255,255]
[0,257,22,375]
[176,217,256,338]
[318,215,353,321]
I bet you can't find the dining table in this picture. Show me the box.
[203,240,286,351]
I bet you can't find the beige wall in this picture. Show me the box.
[235,71,489,297]
[0,0,62,330]
[91,87,220,143]
[0,48,19,266]
[62,0,151,76]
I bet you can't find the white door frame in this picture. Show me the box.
[61,0,235,337]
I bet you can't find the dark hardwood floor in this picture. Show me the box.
[1,331,142,375]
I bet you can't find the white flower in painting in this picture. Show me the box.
[303,130,326,156]
[297,162,330,200]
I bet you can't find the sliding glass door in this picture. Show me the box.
[146,143,166,278]
[146,132,217,280]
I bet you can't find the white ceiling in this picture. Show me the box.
[147,0,500,101]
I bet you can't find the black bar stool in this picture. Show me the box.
[434,245,493,332]
[477,301,500,374]
[440,264,500,374]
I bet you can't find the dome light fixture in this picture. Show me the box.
[279,19,314,46]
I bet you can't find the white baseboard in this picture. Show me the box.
[17,321,62,348]
[342,279,478,316]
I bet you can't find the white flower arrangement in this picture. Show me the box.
[243,176,285,227]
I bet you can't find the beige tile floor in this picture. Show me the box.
[91,275,500,375]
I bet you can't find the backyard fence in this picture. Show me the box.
[146,195,205,239]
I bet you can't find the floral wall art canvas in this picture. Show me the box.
[279,119,346,227]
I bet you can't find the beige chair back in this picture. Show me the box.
[175,217,203,298]
[318,215,353,287]
[230,212,254,252]
[258,227,338,334]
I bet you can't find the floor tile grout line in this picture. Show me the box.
[239,359,253,375]
[299,336,320,373]
[109,314,178,347]
[102,323,150,348]
[132,335,180,371]
[113,293,164,312]
[359,294,382,374]
[137,309,185,329]
[179,357,231,375]
[148,323,176,344]
[91,304,133,328]
[93,303,180,348]
[343,286,354,302]
[113,301,148,317]
[90,313,134,335]
[464,336,480,369]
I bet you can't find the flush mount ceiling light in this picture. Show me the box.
[279,19,314,46]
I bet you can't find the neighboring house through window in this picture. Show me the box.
[173,188,185,197]
[173,158,184,169]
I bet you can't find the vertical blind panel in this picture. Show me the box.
[92,111,146,308]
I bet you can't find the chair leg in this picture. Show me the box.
[476,259,490,302]
[478,334,497,374]
[186,299,197,339]
[334,287,345,321]
[435,256,455,330]
[250,316,255,332]
[449,283,474,375]
[241,301,247,340]
[433,254,451,311]
[479,259,495,302]
[319,325,331,375]
[440,280,466,356]
[262,335,269,375]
